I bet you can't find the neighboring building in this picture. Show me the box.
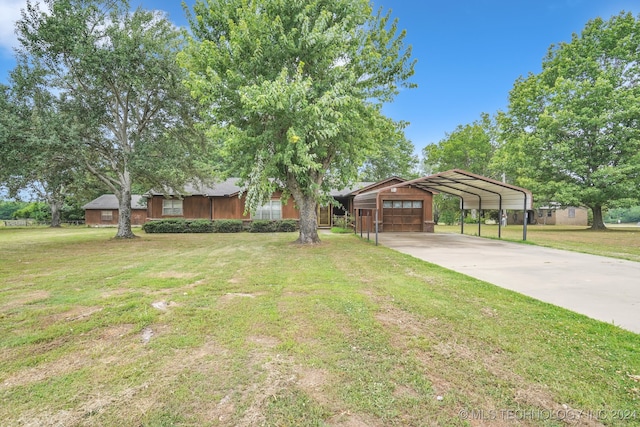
[535,206,588,226]
[508,206,588,226]
[83,195,147,226]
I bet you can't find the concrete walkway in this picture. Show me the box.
[376,232,640,334]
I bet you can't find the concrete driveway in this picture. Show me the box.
[376,232,640,334]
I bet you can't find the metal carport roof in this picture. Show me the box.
[353,169,533,241]
[397,169,533,211]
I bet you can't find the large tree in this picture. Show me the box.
[358,119,418,182]
[497,12,640,229]
[180,0,415,244]
[0,74,83,227]
[14,0,210,238]
[422,113,499,178]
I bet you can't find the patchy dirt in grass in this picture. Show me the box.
[374,302,606,427]
[326,412,384,427]
[148,271,197,279]
[217,292,264,305]
[0,290,50,311]
[64,306,104,321]
[296,366,331,405]
[150,300,178,311]
[247,335,280,348]
[1,346,90,390]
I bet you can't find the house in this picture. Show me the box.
[83,194,147,226]
[507,206,587,226]
[534,206,588,226]
[83,177,435,231]
[144,178,299,225]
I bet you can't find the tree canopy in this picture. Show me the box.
[180,0,416,243]
[13,0,211,237]
[422,113,499,178]
[497,12,640,229]
[358,120,418,182]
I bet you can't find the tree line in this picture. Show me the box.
[0,0,417,243]
[2,1,639,241]
[423,12,640,230]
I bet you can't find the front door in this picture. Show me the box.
[318,205,331,227]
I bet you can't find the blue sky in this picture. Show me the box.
[1,0,639,155]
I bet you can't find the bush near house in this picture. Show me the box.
[142,219,213,233]
[143,218,298,233]
[249,219,298,233]
[211,219,243,233]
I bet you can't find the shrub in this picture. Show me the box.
[142,218,214,233]
[211,219,243,233]
[250,220,277,233]
[276,219,298,232]
[188,219,214,233]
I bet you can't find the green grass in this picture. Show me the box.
[436,224,640,262]
[0,227,639,426]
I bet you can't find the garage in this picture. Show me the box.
[354,169,533,242]
[382,200,423,231]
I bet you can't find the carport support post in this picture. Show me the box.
[498,199,502,239]
[367,210,370,241]
[478,199,482,237]
[523,199,528,241]
[460,208,464,235]
[375,209,379,246]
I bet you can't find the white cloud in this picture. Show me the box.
[0,0,28,54]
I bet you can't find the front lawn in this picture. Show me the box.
[0,228,638,426]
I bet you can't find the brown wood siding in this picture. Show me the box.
[148,193,300,221]
[214,196,247,219]
[85,209,146,226]
[184,196,211,219]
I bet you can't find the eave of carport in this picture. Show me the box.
[353,169,533,241]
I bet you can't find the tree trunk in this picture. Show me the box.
[590,205,607,230]
[295,195,321,244]
[50,198,63,228]
[115,188,136,239]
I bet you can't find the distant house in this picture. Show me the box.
[508,206,588,226]
[83,195,147,226]
[535,206,588,226]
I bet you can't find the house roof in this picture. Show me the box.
[83,194,147,210]
[146,177,407,198]
[145,178,243,197]
[354,169,533,211]
[330,177,408,197]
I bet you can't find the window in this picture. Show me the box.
[547,210,552,217]
[568,207,576,218]
[253,200,281,220]
[383,200,422,209]
[101,210,113,221]
[162,199,183,216]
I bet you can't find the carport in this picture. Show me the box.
[353,169,533,244]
